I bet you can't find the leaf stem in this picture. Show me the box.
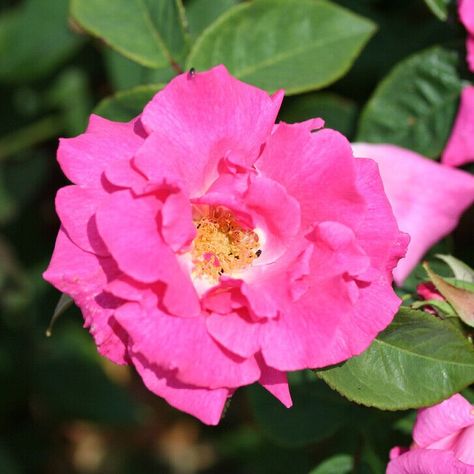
[0,115,61,161]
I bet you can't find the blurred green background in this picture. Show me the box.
[0,0,472,473]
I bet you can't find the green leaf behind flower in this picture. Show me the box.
[309,454,353,474]
[186,0,376,95]
[247,373,354,447]
[71,0,190,69]
[94,84,163,121]
[317,307,474,409]
[423,0,451,20]
[0,0,82,82]
[356,46,462,158]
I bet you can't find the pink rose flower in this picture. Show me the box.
[351,143,474,286]
[442,86,474,168]
[387,394,474,473]
[459,0,474,72]
[416,282,444,302]
[44,66,408,424]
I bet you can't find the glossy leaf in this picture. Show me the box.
[71,0,189,68]
[356,47,462,158]
[317,307,474,410]
[94,84,163,121]
[186,0,239,39]
[186,0,376,94]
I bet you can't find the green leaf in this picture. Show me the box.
[436,254,474,283]
[279,92,358,137]
[356,47,461,158]
[247,373,353,447]
[317,308,474,410]
[0,0,82,82]
[424,0,451,21]
[105,49,175,91]
[186,0,376,94]
[411,299,457,317]
[309,454,353,474]
[94,84,163,121]
[71,0,189,69]
[424,263,474,327]
[185,0,239,39]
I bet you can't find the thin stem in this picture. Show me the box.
[0,115,61,161]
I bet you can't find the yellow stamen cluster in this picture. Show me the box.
[192,207,260,282]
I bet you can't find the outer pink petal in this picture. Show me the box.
[58,115,145,188]
[131,353,230,425]
[351,143,474,285]
[442,86,474,167]
[258,362,292,408]
[386,448,474,474]
[352,158,409,277]
[257,123,366,232]
[413,394,474,448]
[459,0,474,33]
[137,65,282,195]
[55,185,108,256]
[459,0,474,71]
[467,35,474,72]
[43,229,128,364]
[115,303,261,389]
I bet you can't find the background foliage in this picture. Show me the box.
[0,0,473,473]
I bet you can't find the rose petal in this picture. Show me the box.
[55,185,108,256]
[137,65,282,195]
[442,86,474,167]
[131,352,230,425]
[413,394,474,448]
[352,143,474,285]
[58,115,144,188]
[115,302,261,389]
[386,448,474,474]
[257,123,366,232]
[43,229,128,364]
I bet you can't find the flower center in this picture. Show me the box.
[191,207,260,282]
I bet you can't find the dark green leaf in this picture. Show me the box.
[71,0,189,68]
[317,308,474,410]
[186,0,376,94]
[247,373,353,447]
[279,92,358,137]
[94,84,163,121]
[356,47,461,158]
[0,0,82,82]
[309,454,353,474]
[424,0,451,20]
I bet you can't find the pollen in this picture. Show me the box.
[191,207,260,282]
